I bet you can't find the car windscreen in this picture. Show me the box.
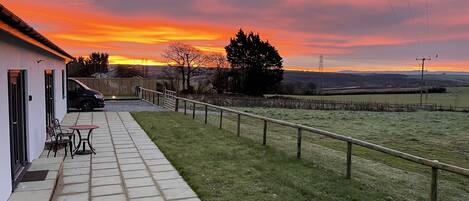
[71,79,92,90]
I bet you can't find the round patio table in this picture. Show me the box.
[69,125,99,155]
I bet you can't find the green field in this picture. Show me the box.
[134,112,399,201]
[278,87,469,108]
[134,107,469,200]
[235,108,469,168]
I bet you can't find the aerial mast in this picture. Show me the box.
[318,55,324,95]
[416,57,431,106]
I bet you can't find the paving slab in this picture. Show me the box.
[130,197,164,201]
[61,182,89,194]
[8,190,53,201]
[161,188,197,200]
[63,174,90,184]
[63,167,90,176]
[56,193,89,201]
[92,194,127,201]
[127,186,160,198]
[91,184,124,197]
[92,176,122,186]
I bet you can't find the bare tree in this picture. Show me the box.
[161,42,207,92]
[206,53,229,94]
[207,53,228,68]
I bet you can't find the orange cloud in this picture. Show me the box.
[108,55,167,66]
[2,0,468,71]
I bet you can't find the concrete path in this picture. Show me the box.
[102,100,167,112]
[52,112,199,201]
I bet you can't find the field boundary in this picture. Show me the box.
[139,87,469,201]
[186,94,469,112]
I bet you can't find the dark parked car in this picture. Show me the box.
[67,78,105,111]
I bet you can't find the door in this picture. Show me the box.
[44,70,55,127]
[8,70,28,187]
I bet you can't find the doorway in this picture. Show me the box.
[44,70,55,127]
[8,70,28,187]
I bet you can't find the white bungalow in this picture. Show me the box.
[0,4,73,200]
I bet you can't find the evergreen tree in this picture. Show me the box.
[67,52,109,77]
[225,29,283,95]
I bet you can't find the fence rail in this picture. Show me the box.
[138,87,469,201]
[75,77,161,96]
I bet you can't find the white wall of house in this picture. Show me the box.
[0,30,67,201]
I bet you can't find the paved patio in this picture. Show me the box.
[50,112,199,201]
[102,100,167,112]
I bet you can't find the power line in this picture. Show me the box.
[425,0,430,36]
[387,0,399,21]
[407,0,413,18]
[416,57,431,106]
[318,55,324,94]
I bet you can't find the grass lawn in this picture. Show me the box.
[133,111,469,201]
[236,108,469,169]
[278,87,469,108]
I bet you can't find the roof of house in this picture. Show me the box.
[0,4,74,60]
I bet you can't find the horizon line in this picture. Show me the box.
[108,63,469,73]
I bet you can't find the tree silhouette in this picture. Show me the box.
[225,29,283,95]
[67,52,109,77]
[207,53,229,94]
[86,52,109,75]
[162,42,207,92]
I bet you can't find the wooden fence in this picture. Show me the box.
[138,88,176,111]
[184,94,469,112]
[74,77,161,96]
[138,87,469,201]
[163,89,177,110]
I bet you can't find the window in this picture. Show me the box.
[67,80,82,92]
[62,70,65,99]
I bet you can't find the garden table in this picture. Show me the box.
[69,125,99,155]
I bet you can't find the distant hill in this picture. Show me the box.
[283,71,469,89]
[339,70,469,76]
[108,64,469,89]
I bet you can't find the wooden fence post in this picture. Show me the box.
[263,120,267,146]
[157,93,160,105]
[219,110,223,129]
[297,128,302,159]
[346,142,352,179]
[119,78,123,95]
[175,98,179,112]
[192,102,196,119]
[237,114,241,137]
[184,101,187,115]
[152,92,155,104]
[431,167,438,201]
[163,89,166,107]
[204,105,208,124]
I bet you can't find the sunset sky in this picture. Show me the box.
[2,0,468,71]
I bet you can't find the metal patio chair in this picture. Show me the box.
[53,118,76,149]
[45,126,73,159]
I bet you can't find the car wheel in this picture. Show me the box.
[81,101,94,112]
